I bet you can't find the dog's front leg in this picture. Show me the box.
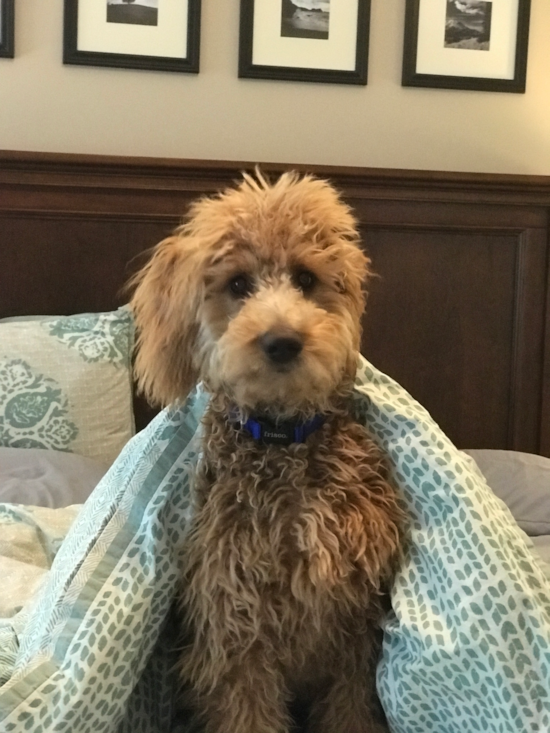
[306,627,388,733]
[202,661,290,733]
[194,653,293,733]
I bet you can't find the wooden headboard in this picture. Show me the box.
[1,150,549,457]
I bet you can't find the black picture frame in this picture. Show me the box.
[63,0,201,73]
[402,0,531,93]
[0,0,14,58]
[239,0,371,85]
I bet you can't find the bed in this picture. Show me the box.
[1,151,549,732]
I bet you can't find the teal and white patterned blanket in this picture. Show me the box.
[1,358,549,733]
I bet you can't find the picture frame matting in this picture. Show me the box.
[63,0,201,73]
[239,0,371,85]
[402,0,531,93]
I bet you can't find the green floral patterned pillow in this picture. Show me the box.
[0,308,135,466]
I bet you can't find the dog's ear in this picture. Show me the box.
[129,235,204,407]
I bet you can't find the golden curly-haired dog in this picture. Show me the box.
[130,172,403,733]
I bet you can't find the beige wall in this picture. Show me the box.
[1,1,549,174]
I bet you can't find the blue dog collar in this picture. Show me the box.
[242,414,325,445]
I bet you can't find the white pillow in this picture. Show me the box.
[0,447,108,508]
[0,308,135,465]
[462,449,550,536]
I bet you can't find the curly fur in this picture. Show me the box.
[130,171,404,733]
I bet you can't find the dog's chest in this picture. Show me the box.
[189,438,375,607]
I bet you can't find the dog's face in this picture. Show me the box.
[130,172,370,416]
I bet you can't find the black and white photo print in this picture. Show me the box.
[106,0,159,27]
[281,0,330,40]
[444,0,492,50]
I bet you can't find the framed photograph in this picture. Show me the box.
[0,0,15,58]
[63,0,201,73]
[239,0,371,85]
[402,0,531,93]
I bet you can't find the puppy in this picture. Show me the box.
[130,171,403,733]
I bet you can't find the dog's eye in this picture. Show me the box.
[228,274,253,298]
[294,269,316,293]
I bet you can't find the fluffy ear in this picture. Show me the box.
[129,235,204,407]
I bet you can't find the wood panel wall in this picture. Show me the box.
[0,150,549,457]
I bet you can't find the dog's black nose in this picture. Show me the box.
[260,330,303,365]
